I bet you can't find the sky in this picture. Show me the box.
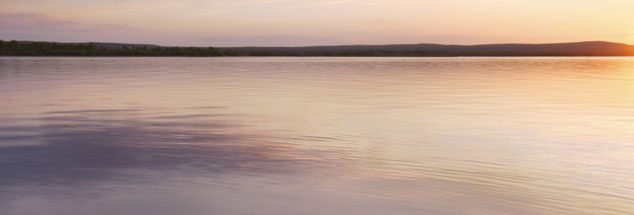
[1,0,634,46]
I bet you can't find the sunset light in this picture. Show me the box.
[2,1,634,215]
[2,0,634,46]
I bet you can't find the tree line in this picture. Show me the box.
[0,40,245,56]
[3,40,630,56]
[0,40,457,56]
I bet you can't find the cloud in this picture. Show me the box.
[242,0,366,9]
[0,11,76,32]
[0,11,147,43]
[0,11,131,33]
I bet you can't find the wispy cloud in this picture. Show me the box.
[0,11,131,33]
[0,12,75,31]
[0,11,147,43]
[241,0,369,10]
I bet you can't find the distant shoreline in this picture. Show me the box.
[3,56,634,58]
[2,40,633,57]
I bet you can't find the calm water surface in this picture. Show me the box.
[1,57,633,215]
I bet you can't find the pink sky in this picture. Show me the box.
[1,0,634,46]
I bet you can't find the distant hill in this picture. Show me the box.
[220,41,634,56]
[91,42,162,50]
[1,40,633,56]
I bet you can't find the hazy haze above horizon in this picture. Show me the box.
[1,0,634,46]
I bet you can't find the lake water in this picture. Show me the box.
[1,57,633,215]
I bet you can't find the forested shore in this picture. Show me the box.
[2,40,633,57]
[0,40,235,56]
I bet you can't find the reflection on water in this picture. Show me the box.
[1,57,634,215]
[0,109,325,187]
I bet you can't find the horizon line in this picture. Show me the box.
[2,39,632,48]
